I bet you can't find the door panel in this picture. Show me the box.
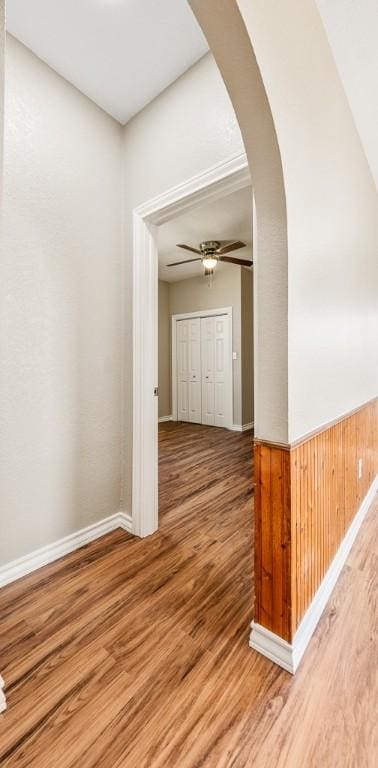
[177,318,201,423]
[215,381,225,418]
[202,379,215,422]
[201,314,231,428]
[213,315,230,427]
[177,321,188,421]
[188,319,201,423]
[178,379,188,421]
[201,317,215,426]
[215,337,224,372]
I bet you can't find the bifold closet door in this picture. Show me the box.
[177,318,201,423]
[201,315,231,428]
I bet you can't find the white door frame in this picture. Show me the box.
[132,152,250,537]
[171,307,233,428]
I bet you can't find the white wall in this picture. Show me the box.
[0,36,123,564]
[237,0,378,441]
[315,0,378,189]
[122,53,245,509]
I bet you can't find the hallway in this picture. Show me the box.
[0,423,376,766]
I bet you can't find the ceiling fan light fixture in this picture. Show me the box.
[202,256,218,270]
[167,240,251,271]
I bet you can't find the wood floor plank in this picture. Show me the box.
[0,422,376,767]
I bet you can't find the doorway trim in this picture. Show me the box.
[171,307,233,428]
[132,151,250,537]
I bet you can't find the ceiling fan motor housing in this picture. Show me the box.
[200,241,220,255]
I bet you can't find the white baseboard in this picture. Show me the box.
[159,417,254,431]
[230,422,254,432]
[249,624,294,673]
[0,511,134,590]
[0,675,6,714]
[250,475,378,674]
[118,512,134,535]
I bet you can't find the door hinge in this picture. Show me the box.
[154,387,159,396]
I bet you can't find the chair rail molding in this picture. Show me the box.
[131,151,250,537]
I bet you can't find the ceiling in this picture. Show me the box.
[6,0,209,125]
[158,186,253,283]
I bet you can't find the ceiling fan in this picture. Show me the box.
[167,240,253,275]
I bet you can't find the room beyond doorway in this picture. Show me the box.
[132,152,252,537]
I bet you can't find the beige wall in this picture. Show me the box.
[190,0,378,444]
[236,0,378,441]
[241,268,253,425]
[0,0,6,712]
[159,265,253,427]
[0,41,244,559]
[3,0,376,562]
[158,280,170,418]
[0,36,123,565]
[190,0,288,445]
[0,0,4,179]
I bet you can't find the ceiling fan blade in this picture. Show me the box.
[176,243,202,255]
[167,257,202,267]
[216,240,246,255]
[219,256,253,267]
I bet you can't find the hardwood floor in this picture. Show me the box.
[0,421,376,767]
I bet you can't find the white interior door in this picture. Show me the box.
[201,314,231,428]
[177,318,201,423]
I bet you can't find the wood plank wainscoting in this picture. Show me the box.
[252,397,378,670]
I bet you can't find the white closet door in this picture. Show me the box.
[201,314,231,428]
[201,316,215,426]
[177,318,201,423]
[177,320,189,421]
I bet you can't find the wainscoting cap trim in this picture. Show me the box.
[255,396,378,452]
[290,396,378,449]
[254,437,290,451]
[0,511,134,589]
[250,475,378,673]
